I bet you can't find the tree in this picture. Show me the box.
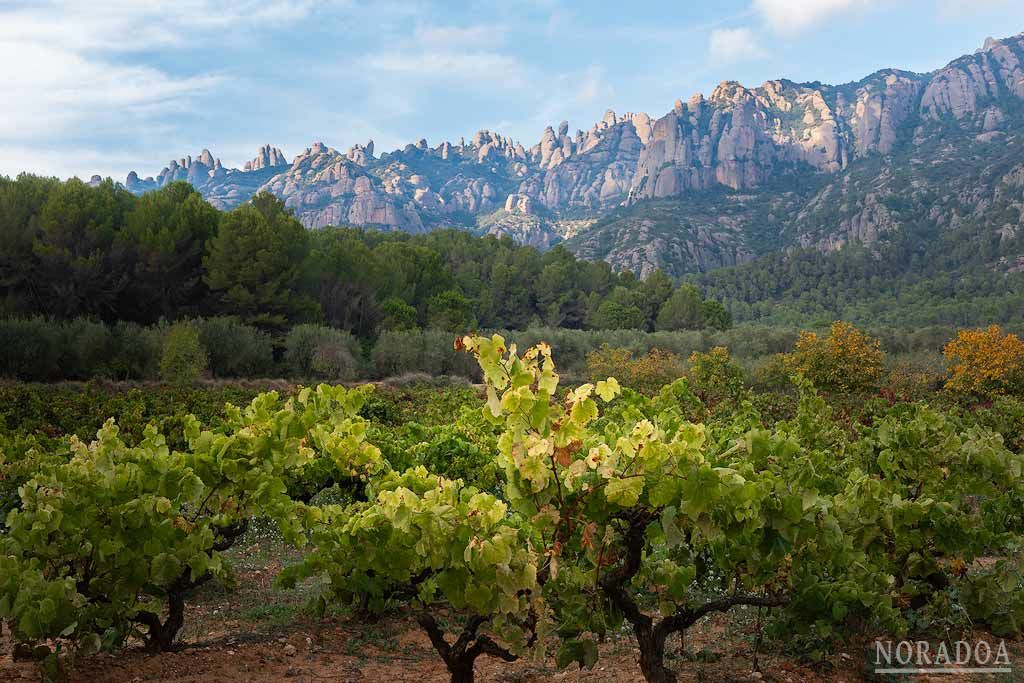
[639,270,674,330]
[655,284,705,331]
[687,346,745,407]
[120,182,219,322]
[379,296,419,331]
[590,286,645,330]
[32,178,136,319]
[0,174,60,315]
[426,289,474,332]
[159,321,207,386]
[700,299,732,331]
[306,228,385,336]
[204,192,315,330]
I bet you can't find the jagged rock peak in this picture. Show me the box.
[244,144,287,171]
[709,80,751,104]
[346,140,375,165]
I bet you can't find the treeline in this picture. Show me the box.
[2,314,1002,383]
[697,222,1024,327]
[0,317,758,382]
[0,175,730,336]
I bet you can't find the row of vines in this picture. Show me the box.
[2,335,1023,682]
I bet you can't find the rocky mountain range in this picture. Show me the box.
[123,33,1024,277]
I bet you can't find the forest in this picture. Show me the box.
[0,175,730,339]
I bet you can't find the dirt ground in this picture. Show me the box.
[7,613,1021,683]
[0,617,859,683]
[2,535,1020,683]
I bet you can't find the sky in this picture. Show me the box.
[2,0,1024,180]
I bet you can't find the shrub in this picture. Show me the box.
[370,329,479,380]
[57,318,112,379]
[159,322,207,386]
[1,386,379,660]
[285,324,361,380]
[943,324,1024,397]
[687,346,746,407]
[586,344,686,394]
[752,353,793,392]
[0,317,62,381]
[195,317,274,378]
[108,321,163,380]
[786,321,885,393]
[884,362,944,402]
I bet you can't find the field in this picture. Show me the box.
[2,326,1024,682]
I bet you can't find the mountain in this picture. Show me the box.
[122,33,1024,277]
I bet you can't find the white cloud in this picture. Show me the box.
[413,24,504,49]
[361,50,527,86]
[708,27,765,64]
[525,65,616,134]
[0,41,222,141]
[360,22,526,86]
[0,0,323,177]
[356,22,532,116]
[0,1,321,52]
[752,0,875,35]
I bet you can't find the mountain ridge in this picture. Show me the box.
[119,32,1024,276]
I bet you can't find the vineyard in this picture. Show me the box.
[2,328,1024,682]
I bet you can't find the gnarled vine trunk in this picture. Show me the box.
[600,511,788,683]
[416,613,518,683]
[136,520,249,652]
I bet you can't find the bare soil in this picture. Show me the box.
[3,535,1020,683]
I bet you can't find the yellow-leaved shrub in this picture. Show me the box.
[943,324,1024,397]
[786,321,885,393]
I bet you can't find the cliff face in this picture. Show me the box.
[121,33,1024,276]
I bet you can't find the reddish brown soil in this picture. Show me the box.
[1,617,849,683]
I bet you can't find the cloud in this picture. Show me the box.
[708,27,765,64]
[524,65,617,135]
[0,41,222,140]
[413,24,504,49]
[0,0,324,177]
[360,22,525,85]
[361,50,527,86]
[356,22,531,115]
[0,1,321,52]
[751,0,875,35]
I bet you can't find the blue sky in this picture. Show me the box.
[2,0,1023,180]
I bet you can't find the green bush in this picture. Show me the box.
[195,317,274,378]
[0,317,62,381]
[285,324,362,379]
[58,318,112,379]
[159,322,207,386]
[107,321,163,380]
[371,329,479,379]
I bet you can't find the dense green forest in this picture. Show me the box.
[0,175,729,336]
[697,204,1024,328]
[6,171,1023,343]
